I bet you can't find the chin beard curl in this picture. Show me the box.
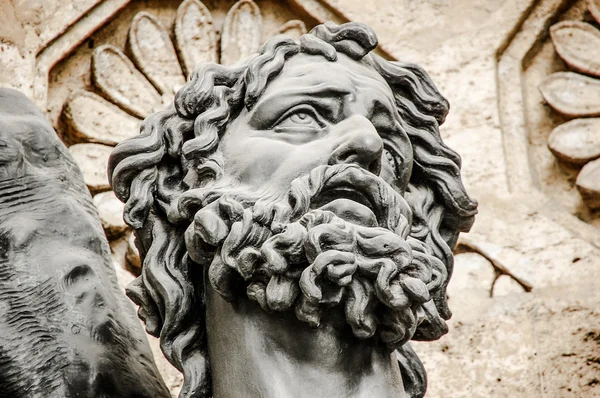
[180,164,447,350]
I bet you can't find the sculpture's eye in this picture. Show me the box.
[274,107,323,131]
[289,112,314,125]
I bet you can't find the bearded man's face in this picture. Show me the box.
[178,52,446,349]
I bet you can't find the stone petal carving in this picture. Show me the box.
[127,12,186,97]
[590,0,600,25]
[93,190,128,239]
[63,91,141,146]
[576,157,600,209]
[69,143,113,192]
[220,0,262,65]
[175,0,218,77]
[279,20,307,40]
[92,44,163,118]
[548,118,600,165]
[539,72,600,117]
[550,21,600,77]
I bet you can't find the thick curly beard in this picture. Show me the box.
[182,164,446,350]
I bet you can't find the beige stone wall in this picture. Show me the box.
[1,0,599,397]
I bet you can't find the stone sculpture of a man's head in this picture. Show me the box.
[109,21,477,398]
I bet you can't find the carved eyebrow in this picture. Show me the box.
[248,84,352,128]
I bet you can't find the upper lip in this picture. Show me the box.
[312,186,375,211]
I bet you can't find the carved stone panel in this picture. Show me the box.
[521,0,600,228]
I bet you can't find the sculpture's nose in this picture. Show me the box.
[328,115,383,175]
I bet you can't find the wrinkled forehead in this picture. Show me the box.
[256,52,397,117]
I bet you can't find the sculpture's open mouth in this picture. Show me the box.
[283,164,410,234]
[313,189,378,228]
[309,168,385,228]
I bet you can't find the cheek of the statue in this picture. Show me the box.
[220,133,333,192]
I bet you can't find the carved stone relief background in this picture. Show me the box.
[526,0,600,228]
[1,0,600,397]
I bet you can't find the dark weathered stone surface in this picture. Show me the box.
[0,88,169,398]
[109,21,476,398]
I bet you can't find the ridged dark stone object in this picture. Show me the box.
[0,88,169,398]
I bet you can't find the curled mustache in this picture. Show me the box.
[182,164,446,348]
[178,164,413,233]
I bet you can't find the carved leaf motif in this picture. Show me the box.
[63,91,141,146]
[589,0,600,25]
[175,0,218,77]
[279,20,307,40]
[93,190,128,239]
[220,0,262,65]
[548,118,600,165]
[576,157,600,209]
[68,143,113,193]
[128,12,186,97]
[92,44,163,119]
[539,72,600,117]
[550,21,600,77]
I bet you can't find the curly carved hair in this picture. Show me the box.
[109,21,477,398]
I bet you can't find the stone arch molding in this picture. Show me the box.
[497,0,600,248]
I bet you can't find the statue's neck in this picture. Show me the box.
[205,284,406,398]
